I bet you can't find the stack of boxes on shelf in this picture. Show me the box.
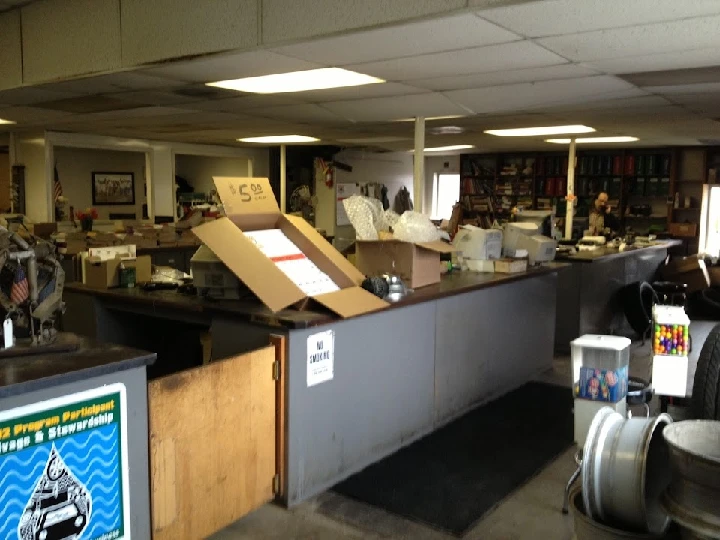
[571,335,631,445]
[651,305,691,398]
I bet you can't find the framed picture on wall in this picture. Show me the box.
[92,172,135,205]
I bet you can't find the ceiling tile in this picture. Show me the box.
[183,94,307,113]
[248,103,350,124]
[141,50,323,83]
[444,76,642,114]
[644,82,720,95]
[582,48,720,75]
[537,15,720,62]
[620,66,720,87]
[409,64,599,91]
[0,87,80,105]
[299,82,428,103]
[346,41,566,81]
[271,13,519,65]
[109,90,200,106]
[0,106,73,124]
[479,0,720,38]
[321,93,469,122]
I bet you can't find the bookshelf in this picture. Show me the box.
[459,147,675,236]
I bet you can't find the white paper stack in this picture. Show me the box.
[244,229,340,297]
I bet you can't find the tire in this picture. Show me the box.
[690,323,720,420]
[622,282,658,337]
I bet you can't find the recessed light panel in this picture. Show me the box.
[238,135,319,143]
[209,68,384,94]
[546,136,639,144]
[485,125,595,137]
[414,144,474,153]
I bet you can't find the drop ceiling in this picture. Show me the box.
[3,0,720,152]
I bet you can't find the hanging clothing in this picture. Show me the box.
[380,185,390,210]
[393,186,414,214]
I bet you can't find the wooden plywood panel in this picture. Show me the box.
[149,345,276,539]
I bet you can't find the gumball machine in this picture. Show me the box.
[651,304,691,397]
[571,335,631,445]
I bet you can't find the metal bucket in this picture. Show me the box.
[570,488,669,540]
[662,421,720,540]
[583,407,674,535]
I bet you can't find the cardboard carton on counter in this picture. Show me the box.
[355,238,454,289]
[192,177,388,317]
[83,245,151,288]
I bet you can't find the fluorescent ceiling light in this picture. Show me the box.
[414,145,474,153]
[485,125,595,137]
[0,118,16,125]
[208,68,384,94]
[395,115,466,122]
[545,136,639,144]
[238,135,319,143]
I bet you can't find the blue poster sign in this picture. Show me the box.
[0,383,130,540]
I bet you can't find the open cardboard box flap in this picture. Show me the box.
[357,238,455,253]
[417,240,456,254]
[192,176,387,317]
[314,287,389,318]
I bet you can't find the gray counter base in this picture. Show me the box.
[285,272,557,505]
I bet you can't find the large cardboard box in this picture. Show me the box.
[660,257,710,293]
[355,239,454,288]
[192,177,387,317]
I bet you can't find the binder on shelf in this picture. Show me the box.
[635,155,645,176]
[625,155,635,176]
[613,156,623,175]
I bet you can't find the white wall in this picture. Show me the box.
[175,154,254,194]
[314,150,414,247]
[55,147,146,220]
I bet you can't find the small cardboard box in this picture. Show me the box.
[355,239,454,288]
[661,257,710,293]
[494,258,528,273]
[192,177,387,317]
[33,222,58,239]
[84,245,152,288]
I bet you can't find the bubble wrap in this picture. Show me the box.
[343,195,389,240]
[392,211,442,243]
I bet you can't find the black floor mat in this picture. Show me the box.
[332,382,574,536]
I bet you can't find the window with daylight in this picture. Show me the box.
[431,173,460,221]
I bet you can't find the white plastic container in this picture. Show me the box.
[571,335,631,403]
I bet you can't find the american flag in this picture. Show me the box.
[10,265,29,305]
[53,166,63,202]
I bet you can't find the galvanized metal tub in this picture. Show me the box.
[570,488,670,540]
[583,407,674,534]
[662,420,720,540]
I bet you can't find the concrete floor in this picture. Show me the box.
[210,333,707,540]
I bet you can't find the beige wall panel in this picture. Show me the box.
[261,0,466,44]
[121,0,258,66]
[0,11,22,91]
[22,0,121,84]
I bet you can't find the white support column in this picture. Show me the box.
[564,138,577,240]
[280,144,287,213]
[414,116,425,213]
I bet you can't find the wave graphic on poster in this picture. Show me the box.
[0,424,121,540]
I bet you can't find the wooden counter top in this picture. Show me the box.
[0,333,156,398]
[65,263,566,329]
[555,240,680,263]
